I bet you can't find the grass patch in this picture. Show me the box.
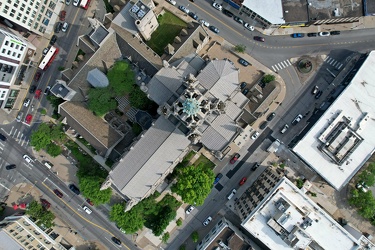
[194,155,215,169]
[146,11,187,55]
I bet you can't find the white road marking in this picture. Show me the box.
[0,182,10,191]
[337,63,343,69]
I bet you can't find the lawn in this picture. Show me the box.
[146,11,187,55]
[194,155,215,169]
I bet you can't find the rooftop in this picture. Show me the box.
[129,0,151,21]
[242,177,375,250]
[242,0,284,24]
[293,51,375,190]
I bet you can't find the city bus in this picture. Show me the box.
[38,46,59,70]
[80,0,91,9]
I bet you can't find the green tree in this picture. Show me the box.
[50,124,65,142]
[296,179,304,189]
[176,218,182,226]
[107,61,135,94]
[262,74,276,84]
[26,201,55,228]
[129,85,152,110]
[46,143,62,157]
[161,232,170,243]
[79,175,112,205]
[40,108,47,115]
[191,231,199,242]
[358,169,375,187]
[30,123,52,151]
[171,164,214,206]
[46,95,64,109]
[349,190,375,218]
[179,245,186,250]
[87,88,117,116]
[233,44,246,53]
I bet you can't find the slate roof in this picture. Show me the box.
[87,68,109,88]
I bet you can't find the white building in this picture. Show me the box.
[0,27,35,109]
[0,0,63,35]
[242,177,375,250]
[293,51,375,190]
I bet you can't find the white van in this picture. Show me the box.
[227,189,237,200]
[73,0,80,6]
[43,161,54,169]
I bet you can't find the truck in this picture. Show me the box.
[267,139,281,153]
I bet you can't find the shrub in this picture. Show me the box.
[296,179,304,189]
[176,218,182,226]
[191,231,199,242]
[262,74,276,84]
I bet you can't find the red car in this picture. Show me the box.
[86,199,94,206]
[60,10,66,21]
[254,36,265,42]
[40,198,51,209]
[230,153,240,164]
[35,89,42,99]
[239,177,247,186]
[34,72,42,81]
[54,189,63,198]
[25,114,33,124]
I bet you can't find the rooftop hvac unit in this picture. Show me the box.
[131,5,140,13]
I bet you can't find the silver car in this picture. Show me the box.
[203,216,212,226]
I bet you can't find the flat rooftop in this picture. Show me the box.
[242,177,375,250]
[293,51,375,190]
[242,0,284,24]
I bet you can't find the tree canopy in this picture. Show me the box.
[129,85,153,110]
[78,175,112,205]
[171,164,214,205]
[26,201,55,228]
[110,203,144,234]
[87,88,117,116]
[234,44,246,53]
[261,74,276,84]
[349,189,375,219]
[30,123,65,157]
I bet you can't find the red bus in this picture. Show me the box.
[39,46,59,71]
[80,0,91,9]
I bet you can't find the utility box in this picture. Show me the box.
[267,139,281,153]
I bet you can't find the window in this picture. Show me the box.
[45,9,52,17]
[12,52,16,56]
[37,14,41,21]
[13,3,18,7]
[20,46,24,51]
[10,43,14,47]
[17,54,21,58]
[7,50,11,55]
[5,41,8,45]
[1,49,5,53]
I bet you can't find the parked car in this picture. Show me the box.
[223,9,233,17]
[242,88,249,95]
[35,89,42,99]
[238,58,250,67]
[292,114,303,125]
[23,154,33,163]
[185,205,195,214]
[54,189,63,198]
[60,10,66,21]
[280,124,289,134]
[254,36,265,42]
[82,205,92,214]
[244,23,254,31]
[315,90,323,99]
[292,33,304,38]
[213,173,223,185]
[251,131,260,140]
[209,26,219,33]
[267,112,276,121]
[240,82,247,89]
[259,121,268,130]
[61,22,69,32]
[69,184,80,195]
[212,2,222,11]
[166,0,176,5]
[227,189,236,200]
[230,153,240,164]
[330,31,341,35]
[111,237,122,245]
[42,47,49,56]
[356,182,369,193]
[239,177,247,186]
[5,164,16,170]
[233,16,243,24]
[23,98,31,107]
[86,199,94,206]
[66,0,71,5]
[188,12,198,20]
[50,35,57,45]
[25,114,33,124]
[29,85,36,93]
[307,32,317,37]
[178,5,189,14]
[251,162,260,171]
[199,19,209,27]
[0,133,6,141]
[203,216,212,226]
[311,85,319,94]
[44,86,51,95]
[40,198,51,209]
[319,32,330,37]
[16,112,23,122]
[55,22,62,33]
[73,0,80,6]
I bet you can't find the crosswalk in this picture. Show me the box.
[272,59,292,72]
[323,56,343,70]
[1,127,30,147]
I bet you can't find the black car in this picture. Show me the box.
[251,162,260,171]
[111,237,121,245]
[55,22,62,33]
[240,82,247,89]
[266,112,276,121]
[315,90,323,99]
[259,121,268,130]
[238,58,250,67]
[6,164,16,170]
[0,133,6,141]
[188,12,198,20]
[330,31,341,35]
[307,32,317,37]
[29,85,36,94]
[68,184,80,195]
[233,16,243,24]
[50,35,57,45]
[44,86,51,95]
[242,88,249,95]
[209,26,219,33]
[223,9,233,17]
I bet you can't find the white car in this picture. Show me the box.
[166,0,176,5]
[73,0,80,6]
[212,2,222,11]
[23,98,30,107]
[186,205,195,214]
[292,114,303,125]
[227,189,237,200]
[244,23,254,31]
[82,205,92,214]
[203,216,212,226]
[251,131,260,140]
[319,32,330,37]
[61,22,69,32]
[23,154,33,163]
[199,19,210,27]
